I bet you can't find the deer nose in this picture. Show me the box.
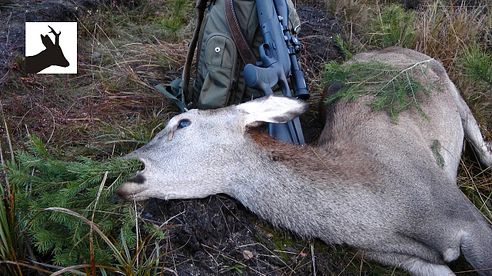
[115,186,128,199]
[127,174,146,184]
[116,180,147,200]
[115,184,129,199]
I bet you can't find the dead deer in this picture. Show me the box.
[25,26,69,73]
[117,47,492,276]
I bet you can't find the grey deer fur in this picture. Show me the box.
[117,47,492,276]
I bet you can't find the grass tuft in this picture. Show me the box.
[461,45,492,86]
[369,4,416,48]
[334,34,354,60]
[158,0,193,40]
[414,1,487,70]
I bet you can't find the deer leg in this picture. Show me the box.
[461,109,492,167]
[363,251,455,276]
[451,86,492,167]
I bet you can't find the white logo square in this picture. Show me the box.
[25,22,77,74]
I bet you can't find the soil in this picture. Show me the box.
[295,2,343,143]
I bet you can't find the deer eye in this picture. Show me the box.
[177,119,191,129]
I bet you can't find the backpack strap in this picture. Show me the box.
[224,0,257,65]
[182,0,209,104]
[155,82,187,113]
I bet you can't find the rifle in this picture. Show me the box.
[244,0,309,145]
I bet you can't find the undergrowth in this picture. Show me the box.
[3,135,170,274]
[8,135,139,265]
[368,4,416,48]
[334,34,354,60]
[1,0,186,273]
[158,0,192,39]
[461,45,492,86]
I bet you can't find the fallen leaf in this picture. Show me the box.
[242,249,254,260]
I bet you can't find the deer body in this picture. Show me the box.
[25,26,69,73]
[117,47,492,275]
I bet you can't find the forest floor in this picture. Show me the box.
[0,0,491,275]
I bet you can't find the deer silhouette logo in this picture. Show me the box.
[25,25,70,74]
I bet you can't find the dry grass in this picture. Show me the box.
[414,2,487,69]
[1,1,191,158]
[413,2,492,149]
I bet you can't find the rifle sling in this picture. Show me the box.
[225,0,257,65]
[182,0,209,103]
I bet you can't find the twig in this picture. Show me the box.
[0,261,52,274]
[0,101,14,163]
[201,244,267,276]
[49,263,122,276]
[50,264,87,276]
[158,211,185,228]
[337,251,359,276]
[133,200,140,269]
[378,59,434,92]
[310,242,316,276]
[236,242,294,271]
[44,106,56,145]
[89,171,108,276]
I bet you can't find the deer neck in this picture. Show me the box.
[228,131,375,238]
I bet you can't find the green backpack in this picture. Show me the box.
[181,0,301,110]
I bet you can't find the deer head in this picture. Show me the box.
[116,96,307,201]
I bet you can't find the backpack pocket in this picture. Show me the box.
[197,34,238,109]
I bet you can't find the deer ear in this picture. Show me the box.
[40,35,54,48]
[237,96,308,127]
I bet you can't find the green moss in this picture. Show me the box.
[431,140,445,168]
[253,222,301,262]
[323,60,431,122]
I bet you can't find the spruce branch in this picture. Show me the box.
[323,59,435,122]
